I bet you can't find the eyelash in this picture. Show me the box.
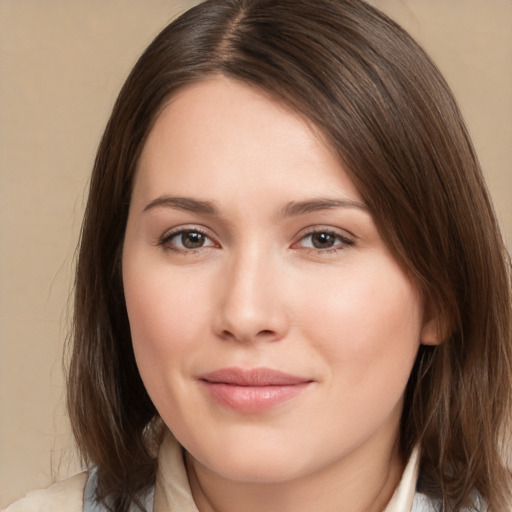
[159,226,216,254]
[294,228,355,254]
[158,227,354,255]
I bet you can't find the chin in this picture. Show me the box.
[186,430,326,484]
[209,452,308,484]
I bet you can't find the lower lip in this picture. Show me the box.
[201,382,310,413]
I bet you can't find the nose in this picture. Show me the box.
[213,247,289,344]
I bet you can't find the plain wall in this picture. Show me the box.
[1,0,511,505]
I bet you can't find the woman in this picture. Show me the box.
[5,0,511,511]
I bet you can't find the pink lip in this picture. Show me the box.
[198,367,313,413]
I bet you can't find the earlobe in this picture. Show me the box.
[420,316,442,346]
[419,299,450,346]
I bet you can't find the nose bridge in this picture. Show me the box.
[215,240,287,342]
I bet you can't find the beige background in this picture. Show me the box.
[1,0,511,506]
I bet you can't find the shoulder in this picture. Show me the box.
[3,472,88,512]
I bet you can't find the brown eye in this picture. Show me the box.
[311,232,336,249]
[295,229,354,252]
[180,231,207,249]
[163,228,216,251]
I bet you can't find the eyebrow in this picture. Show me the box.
[143,196,219,215]
[143,195,367,217]
[280,198,368,217]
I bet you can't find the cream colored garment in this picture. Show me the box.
[3,434,419,512]
[3,472,88,512]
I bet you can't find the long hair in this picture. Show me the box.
[67,0,512,510]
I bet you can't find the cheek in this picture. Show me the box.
[122,256,211,389]
[310,255,420,339]
[296,260,422,394]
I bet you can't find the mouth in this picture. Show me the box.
[198,367,313,413]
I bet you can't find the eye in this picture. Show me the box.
[295,228,354,252]
[161,228,217,252]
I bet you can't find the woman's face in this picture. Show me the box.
[122,77,433,484]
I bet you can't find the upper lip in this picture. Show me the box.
[198,367,312,386]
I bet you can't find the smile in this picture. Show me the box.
[198,367,313,413]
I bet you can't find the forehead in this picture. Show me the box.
[134,77,362,208]
[140,77,331,169]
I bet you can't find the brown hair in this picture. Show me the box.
[68,0,512,510]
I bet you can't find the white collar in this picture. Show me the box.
[384,446,420,512]
[154,432,419,512]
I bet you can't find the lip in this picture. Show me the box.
[198,367,313,413]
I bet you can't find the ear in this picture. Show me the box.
[420,303,446,346]
[420,316,442,346]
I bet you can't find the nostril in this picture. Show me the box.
[220,329,235,340]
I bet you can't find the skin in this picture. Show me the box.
[122,77,437,512]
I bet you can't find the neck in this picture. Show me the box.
[186,436,403,512]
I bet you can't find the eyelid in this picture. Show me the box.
[291,225,355,251]
[156,224,354,254]
[158,224,220,251]
[294,223,356,238]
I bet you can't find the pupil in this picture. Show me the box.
[183,231,204,249]
[312,232,334,249]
